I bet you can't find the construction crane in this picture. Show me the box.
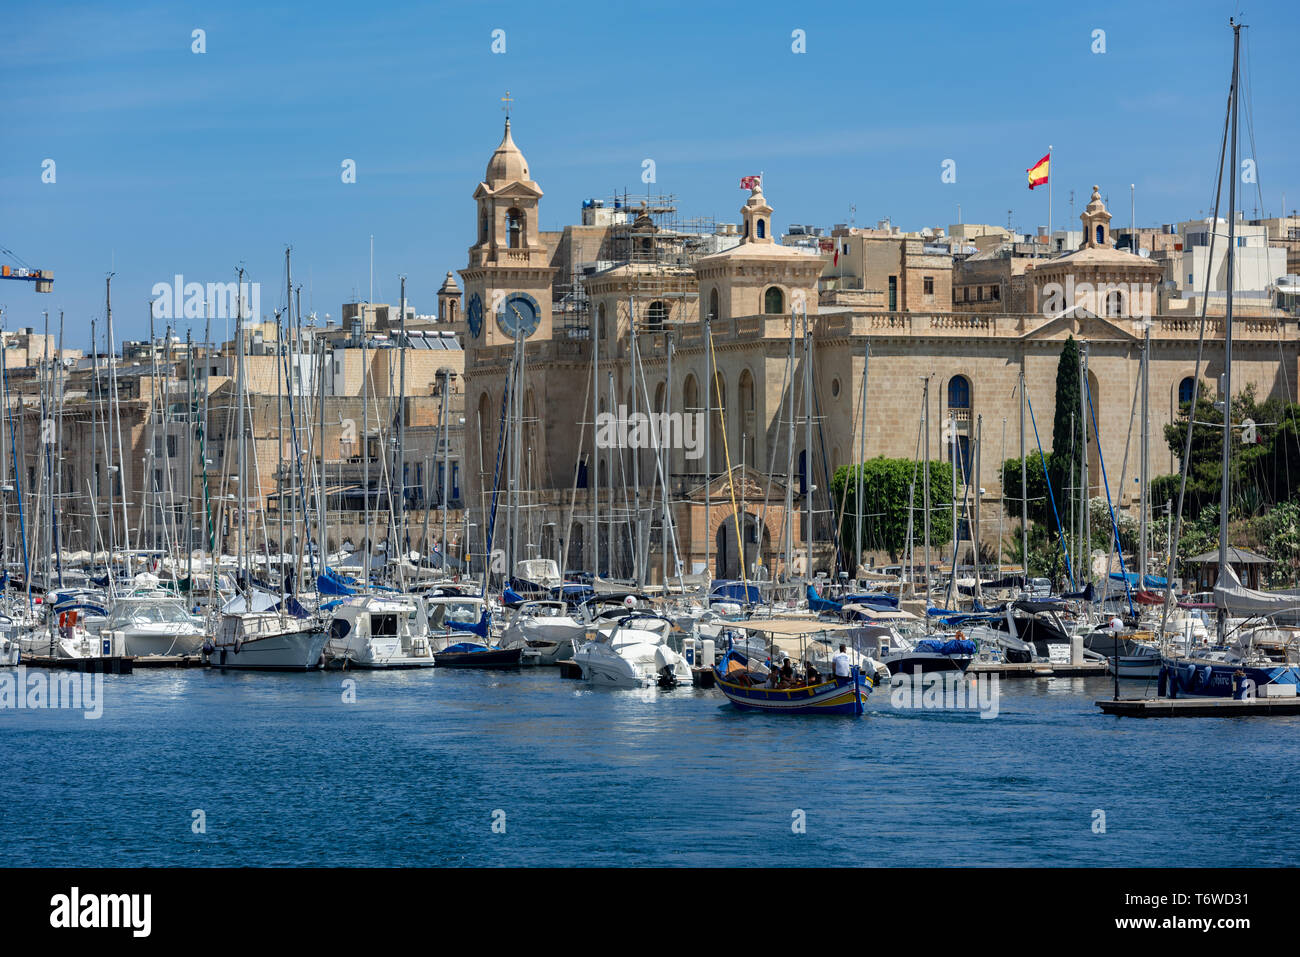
[0,264,53,292]
[0,244,53,292]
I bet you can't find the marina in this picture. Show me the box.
[3,0,1299,903]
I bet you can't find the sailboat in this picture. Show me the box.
[1157,19,1300,699]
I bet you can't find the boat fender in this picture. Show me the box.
[233,637,242,655]
[201,639,214,656]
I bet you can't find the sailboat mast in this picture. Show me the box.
[802,308,813,580]
[1139,324,1150,584]
[1020,369,1028,581]
[1218,19,1242,644]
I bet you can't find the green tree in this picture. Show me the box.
[1001,450,1052,525]
[1049,335,1082,513]
[832,457,954,562]
[1151,384,1300,518]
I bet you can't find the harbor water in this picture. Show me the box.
[4,669,1298,867]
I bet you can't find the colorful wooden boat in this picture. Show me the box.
[713,650,870,715]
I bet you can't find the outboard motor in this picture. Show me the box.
[657,664,678,690]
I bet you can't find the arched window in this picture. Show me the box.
[477,393,493,468]
[1096,224,1104,245]
[646,300,668,332]
[683,374,700,413]
[708,288,720,321]
[597,302,607,340]
[757,219,766,239]
[1105,290,1124,317]
[506,208,523,249]
[948,375,971,410]
[763,286,785,314]
[1178,376,1196,406]
[479,209,488,243]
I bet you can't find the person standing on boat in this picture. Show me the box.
[832,644,852,681]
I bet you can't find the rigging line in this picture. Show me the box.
[1102,354,1143,611]
[1085,377,1136,618]
[1160,53,1234,640]
[708,329,749,597]
[1025,383,1075,589]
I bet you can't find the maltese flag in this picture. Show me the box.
[739,175,761,190]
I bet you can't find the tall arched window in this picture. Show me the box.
[708,288,720,321]
[479,208,488,243]
[1178,376,1196,406]
[757,219,766,239]
[948,375,971,410]
[477,393,493,469]
[506,208,523,249]
[764,286,785,314]
[1096,224,1104,245]
[646,300,668,332]
[1105,290,1124,317]
[597,302,607,340]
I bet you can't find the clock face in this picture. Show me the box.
[496,292,540,339]
[467,293,483,338]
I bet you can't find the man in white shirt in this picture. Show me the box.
[831,644,852,679]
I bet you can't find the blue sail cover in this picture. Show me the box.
[502,586,527,608]
[1063,582,1095,601]
[844,592,899,609]
[806,584,841,613]
[712,581,765,604]
[317,568,356,596]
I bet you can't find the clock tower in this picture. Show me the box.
[459,117,556,349]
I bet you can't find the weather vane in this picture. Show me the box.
[501,90,513,118]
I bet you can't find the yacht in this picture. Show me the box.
[208,610,328,671]
[100,595,206,657]
[499,599,587,665]
[572,612,692,688]
[324,593,436,668]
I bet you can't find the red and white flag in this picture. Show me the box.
[739,175,761,190]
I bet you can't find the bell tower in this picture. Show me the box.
[459,117,555,349]
[1081,185,1113,248]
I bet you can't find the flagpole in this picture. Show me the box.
[1047,144,1053,255]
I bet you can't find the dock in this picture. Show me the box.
[967,661,1109,678]
[1097,696,1300,718]
[16,655,134,674]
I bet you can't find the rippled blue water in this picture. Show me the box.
[3,668,1298,866]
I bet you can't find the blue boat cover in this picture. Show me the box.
[806,584,841,613]
[317,567,356,596]
[502,586,527,608]
[712,581,766,604]
[915,638,977,656]
[844,592,899,609]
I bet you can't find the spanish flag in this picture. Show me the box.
[1026,153,1049,190]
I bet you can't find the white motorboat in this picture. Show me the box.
[324,593,436,668]
[100,595,206,657]
[499,600,587,665]
[208,612,328,670]
[572,612,692,689]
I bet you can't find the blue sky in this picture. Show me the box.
[2,0,1295,344]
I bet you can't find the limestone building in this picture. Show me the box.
[449,124,1300,582]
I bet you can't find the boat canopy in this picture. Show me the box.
[1214,564,1300,617]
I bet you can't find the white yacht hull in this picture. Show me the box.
[210,616,328,671]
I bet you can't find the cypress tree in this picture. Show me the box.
[1048,336,1081,536]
